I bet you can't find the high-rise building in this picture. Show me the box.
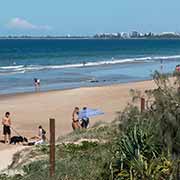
[131,31,139,38]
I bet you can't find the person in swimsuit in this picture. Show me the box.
[2,112,11,144]
[72,107,81,130]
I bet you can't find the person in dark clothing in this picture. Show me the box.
[2,112,11,144]
[81,107,89,129]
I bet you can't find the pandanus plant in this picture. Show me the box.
[110,122,177,180]
[109,71,180,179]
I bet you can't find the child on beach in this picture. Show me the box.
[72,107,81,130]
[2,112,11,144]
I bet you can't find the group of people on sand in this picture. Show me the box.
[1,106,91,144]
[72,107,90,130]
[1,112,46,145]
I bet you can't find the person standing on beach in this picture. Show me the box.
[2,112,11,144]
[80,107,89,129]
[34,78,41,92]
[72,107,81,130]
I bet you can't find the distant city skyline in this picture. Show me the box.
[0,0,180,36]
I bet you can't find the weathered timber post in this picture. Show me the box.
[141,97,145,112]
[49,118,55,178]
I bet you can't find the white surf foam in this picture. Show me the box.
[0,55,180,75]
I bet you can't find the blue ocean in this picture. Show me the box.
[0,39,180,94]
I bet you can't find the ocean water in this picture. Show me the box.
[0,39,180,94]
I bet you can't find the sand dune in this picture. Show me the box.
[0,145,26,171]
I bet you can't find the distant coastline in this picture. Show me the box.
[1,37,180,40]
[1,31,180,40]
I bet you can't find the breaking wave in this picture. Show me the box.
[0,55,180,75]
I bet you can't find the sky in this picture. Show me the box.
[0,0,180,36]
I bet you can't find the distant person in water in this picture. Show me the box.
[160,59,163,73]
[2,112,11,144]
[34,78,41,91]
[83,61,86,67]
[72,107,81,130]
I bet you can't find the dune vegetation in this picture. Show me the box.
[1,71,180,180]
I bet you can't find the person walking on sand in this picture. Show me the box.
[72,107,81,130]
[2,112,11,144]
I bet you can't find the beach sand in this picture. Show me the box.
[0,80,156,170]
[0,146,27,171]
[0,80,156,141]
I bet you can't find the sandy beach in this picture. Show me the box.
[0,80,156,170]
[0,80,155,141]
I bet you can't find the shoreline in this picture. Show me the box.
[0,78,152,99]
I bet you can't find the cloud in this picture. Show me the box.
[6,17,52,31]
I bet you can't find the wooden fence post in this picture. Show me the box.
[49,118,55,178]
[177,161,180,179]
[141,97,145,112]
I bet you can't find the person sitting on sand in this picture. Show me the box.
[30,125,46,145]
[2,112,11,144]
[35,125,46,145]
[72,107,81,130]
